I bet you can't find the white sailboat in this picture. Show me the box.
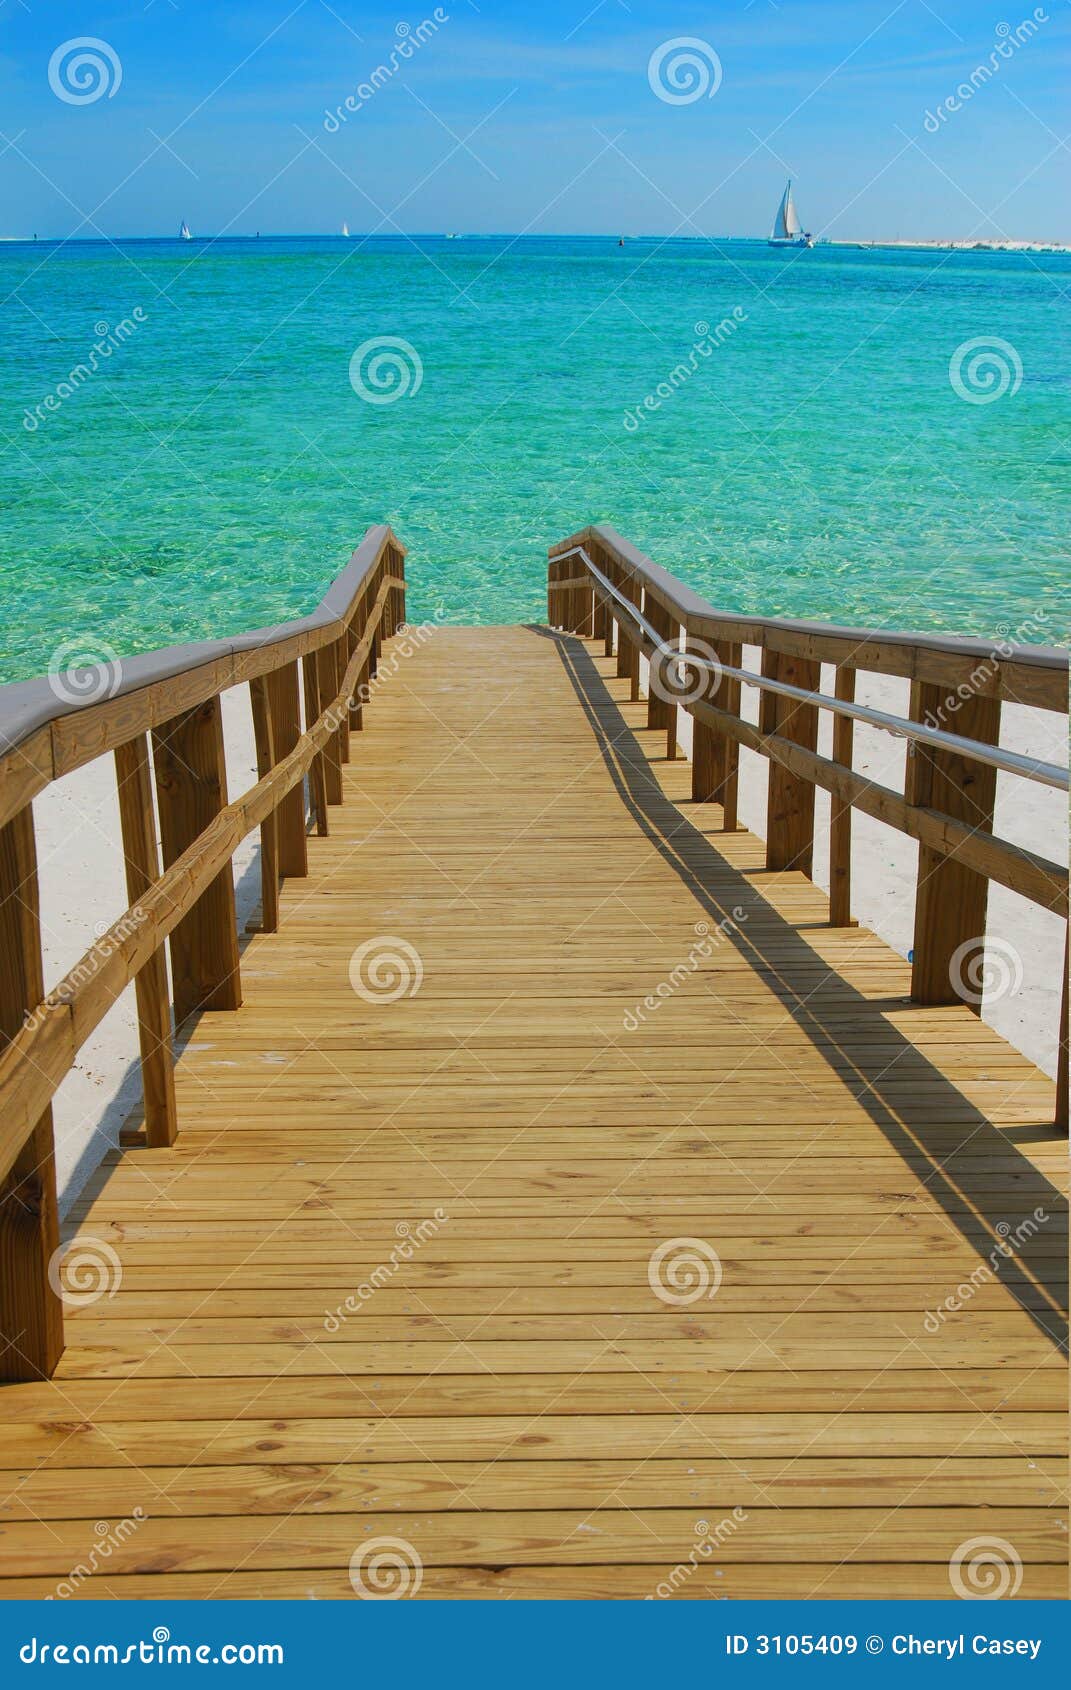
[768,181,813,248]
[180,220,192,241]
[341,221,349,237]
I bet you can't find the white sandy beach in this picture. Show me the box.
[35,652,1067,1211]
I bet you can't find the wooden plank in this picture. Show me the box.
[761,647,820,876]
[909,683,1001,1008]
[114,736,177,1146]
[151,698,242,1025]
[0,806,63,1381]
[248,677,279,934]
[829,665,855,925]
[265,661,307,877]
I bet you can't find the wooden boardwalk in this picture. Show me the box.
[0,625,1066,1598]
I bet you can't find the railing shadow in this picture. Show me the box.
[536,626,1068,1352]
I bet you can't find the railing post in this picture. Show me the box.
[0,805,64,1381]
[761,646,820,876]
[152,696,242,1025]
[248,677,280,934]
[320,645,344,803]
[302,652,329,837]
[1057,930,1068,1133]
[908,682,1000,1008]
[644,592,674,740]
[690,635,741,827]
[114,736,178,1146]
[332,638,351,766]
[616,569,640,701]
[829,666,856,925]
[266,661,308,876]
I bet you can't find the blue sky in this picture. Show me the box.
[1,0,1067,240]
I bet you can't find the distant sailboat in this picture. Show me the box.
[341,221,349,237]
[769,181,813,248]
[180,220,192,241]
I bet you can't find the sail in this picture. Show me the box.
[180,221,191,240]
[772,182,801,241]
[342,221,349,237]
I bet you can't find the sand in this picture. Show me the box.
[33,661,1067,1211]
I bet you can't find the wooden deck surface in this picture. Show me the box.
[0,625,1066,1599]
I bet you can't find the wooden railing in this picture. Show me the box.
[548,523,1069,1127]
[0,523,406,1381]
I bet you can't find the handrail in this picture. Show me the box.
[550,524,1067,711]
[0,522,407,828]
[0,522,408,1383]
[547,524,1068,1140]
[0,572,403,1188]
[556,546,1069,792]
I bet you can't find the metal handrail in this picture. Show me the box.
[555,545,1070,794]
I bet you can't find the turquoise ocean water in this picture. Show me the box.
[1,235,1068,681]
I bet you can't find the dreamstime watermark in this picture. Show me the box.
[323,12,449,130]
[949,1535,1023,1599]
[648,37,723,105]
[948,936,1024,1007]
[923,1208,1049,1332]
[19,1632,284,1666]
[949,336,1022,404]
[48,38,122,105]
[24,911,149,1036]
[47,1237,123,1308]
[23,311,148,432]
[647,1512,748,1597]
[349,337,424,405]
[51,1514,146,1600]
[624,912,746,1031]
[923,11,1049,132]
[623,311,747,431]
[323,1212,448,1330]
[322,614,448,733]
[648,1237,723,1305]
[349,936,424,1001]
[349,1536,423,1598]
[647,637,724,708]
[920,609,1048,731]
[47,637,124,706]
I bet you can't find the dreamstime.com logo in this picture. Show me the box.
[323,1212,448,1329]
[923,11,1049,132]
[24,311,148,432]
[349,1536,423,1598]
[47,637,124,705]
[51,1514,146,1600]
[23,911,149,1035]
[949,1536,1023,1599]
[923,1208,1048,1333]
[948,936,1024,1006]
[648,638,724,707]
[20,1630,284,1665]
[648,37,722,104]
[648,1237,723,1305]
[48,1237,123,1308]
[624,910,745,1031]
[623,312,747,431]
[949,337,1023,405]
[648,1512,748,1598]
[323,11,449,131]
[349,936,424,1002]
[48,38,122,104]
[349,337,424,405]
